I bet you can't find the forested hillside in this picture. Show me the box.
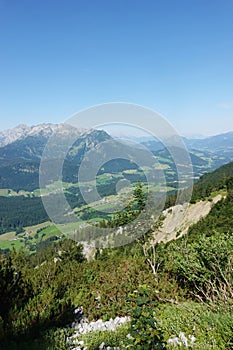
[0,196,49,234]
[192,161,233,199]
[165,161,233,208]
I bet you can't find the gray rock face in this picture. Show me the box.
[0,124,30,147]
[0,123,84,147]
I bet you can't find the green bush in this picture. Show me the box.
[126,285,165,349]
[158,302,233,349]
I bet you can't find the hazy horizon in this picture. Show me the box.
[0,120,233,139]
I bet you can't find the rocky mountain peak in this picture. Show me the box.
[0,123,86,147]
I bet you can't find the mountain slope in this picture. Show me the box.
[154,194,223,244]
[0,124,30,147]
[1,124,233,192]
[0,123,85,147]
[0,123,85,161]
[142,134,233,177]
[191,161,233,201]
[0,126,112,190]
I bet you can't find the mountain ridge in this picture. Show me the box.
[0,123,86,148]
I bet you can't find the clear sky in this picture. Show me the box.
[0,0,233,136]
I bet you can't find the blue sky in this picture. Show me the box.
[0,0,233,136]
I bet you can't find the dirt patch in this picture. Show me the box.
[153,194,223,243]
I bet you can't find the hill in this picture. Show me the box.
[184,131,233,154]
[191,160,233,200]
[0,158,232,349]
[127,131,233,158]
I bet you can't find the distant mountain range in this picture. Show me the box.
[0,124,233,191]
[140,131,233,153]
[184,132,233,156]
[0,123,111,162]
[0,123,85,148]
[2,124,233,154]
[0,124,112,190]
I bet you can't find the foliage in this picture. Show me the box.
[0,253,33,331]
[2,327,73,350]
[133,181,146,211]
[226,176,233,201]
[0,196,49,234]
[159,302,233,349]
[165,232,233,302]
[191,161,233,202]
[165,160,233,207]
[109,182,147,227]
[126,285,165,349]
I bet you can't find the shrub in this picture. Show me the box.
[126,284,165,349]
